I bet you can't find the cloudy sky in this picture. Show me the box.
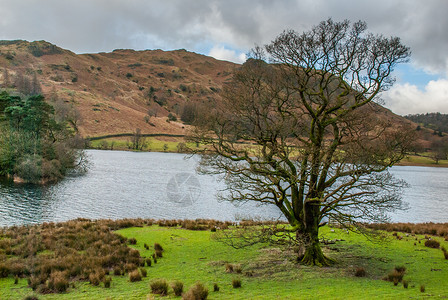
[1,0,447,115]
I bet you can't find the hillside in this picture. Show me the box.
[0,40,236,137]
[0,39,441,152]
[405,113,448,134]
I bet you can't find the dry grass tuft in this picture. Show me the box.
[150,279,169,295]
[424,239,440,249]
[171,280,184,296]
[384,266,406,285]
[354,267,366,277]
[129,270,142,282]
[183,282,208,300]
[232,278,242,288]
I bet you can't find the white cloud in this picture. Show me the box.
[208,45,246,63]
[383,79,448,115]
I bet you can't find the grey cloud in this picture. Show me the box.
[0,0,447,74]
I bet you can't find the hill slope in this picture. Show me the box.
[0,40,236,137]
[0,39,436,149]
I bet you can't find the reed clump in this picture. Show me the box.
[365,222,448,238]
[0,219,145,294]
[150,279,169,295]
[171,280,184,296]
[183,281,208,300]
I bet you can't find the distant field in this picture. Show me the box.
[1,220,447,299]
[399,154,448,167]
[89,136,201,153]
[88,137,448,168]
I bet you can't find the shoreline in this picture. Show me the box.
[86,147,448,168]
[2,217,448,229]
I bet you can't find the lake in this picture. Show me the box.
[0,150,447,227]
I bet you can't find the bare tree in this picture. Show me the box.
[192,19,411,266]
[53,98,82,133]
[129,128,146,150]
[430,138,448,164]
[2,69,10,88]
[30,72,42,95]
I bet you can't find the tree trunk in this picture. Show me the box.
[299,199,334,267]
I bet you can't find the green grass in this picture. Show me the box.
[1,225,448,299]
[89,137,201,153]
[400,154,448,166]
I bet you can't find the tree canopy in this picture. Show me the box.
[0,91,86,183]
[192,19,412,266]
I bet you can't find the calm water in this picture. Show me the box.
[0,150,447,226]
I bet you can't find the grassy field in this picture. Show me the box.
[89,137,201,153]
[1,221,448,299]
[399,153,448,167]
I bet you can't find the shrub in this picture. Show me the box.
[128,238,137,245]
[150,279,169,295]
[233,264,242,274]
[23,295,39,300]
[140,268,147,277]
[424,239,440,249]
[0,264,9,278]
[89,272,101,286]
[104,276,111,288]
[354,267,366,277]
[171,280,184,296]
[129,270,142,282]
[139,258,146,267]
[385,266,406,284]
[213,283,219,292]
[48,271,69,293]
[124,263,138,272]
[168,113,177,122]
[154,243,164,252]
[155,249,163,258]
[183,282,208,300]
[225,263,233,273]
[232,278,242,288]
[442,247,448,259]
[146,257,152,267]
[113,267,122,276]
[28,275,45,291]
